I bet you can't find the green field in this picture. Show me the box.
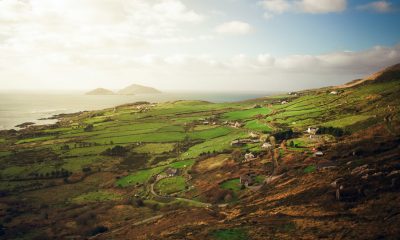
[155,176,187,195]
[222,107,271,121]
[220,178,242,192]
[211,229,248,240]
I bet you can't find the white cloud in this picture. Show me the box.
[297,0,346,14]
[0,0,205,53]
[260,0,291,14]
[259,0,347,18]
[357,1,393,13]
[215,21,254,35]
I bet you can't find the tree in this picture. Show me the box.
[289,141,294,147]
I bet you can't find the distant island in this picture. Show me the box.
[85,84,161,95]
[85,88,115,95]
[117,84,161,95]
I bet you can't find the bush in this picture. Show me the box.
[84,124,94,132]
[90,226,108,236]
[102,145,128,156]
[273,129,294,140]
[317,126,345,137]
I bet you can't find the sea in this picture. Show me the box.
[0,90,281,130]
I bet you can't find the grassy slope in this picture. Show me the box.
[0,76,399,239]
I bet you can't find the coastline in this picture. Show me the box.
[0,91,283,131]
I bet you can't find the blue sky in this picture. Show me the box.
[0,0,399,91]
[186,0,400,56]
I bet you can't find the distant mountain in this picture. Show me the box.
[85,88,115,95]
[336,63,400,89]
[117,84,161,95]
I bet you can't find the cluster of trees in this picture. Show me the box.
[273,129,294,141]
[317,126,346,137]
[102,145,128,156]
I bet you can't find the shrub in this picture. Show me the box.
[102,145,128,156]
[84,124,94,132]
[317,126,345,137]
[90,226,108,236]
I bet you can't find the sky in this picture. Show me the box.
[0,0,399,91]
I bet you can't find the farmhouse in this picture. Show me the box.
[307,127,319,138]
[330,91,338,95]
[281,100,288,104]
[314,151,324,157]
[244,152,256,162]
[249,132,259,139]
[165,168,179,177]
[262,142,273,150]
[233,121,243,128]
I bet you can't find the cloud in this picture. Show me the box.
[259,0,347,18]
[297,0,347,13]
[1,38,399,91]
[260,0,291,14]
[215,21,254,35]
[357,1,393,13]
[0,0,205,52]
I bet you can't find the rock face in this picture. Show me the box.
[117,84,161,95]
[85,88,115,95]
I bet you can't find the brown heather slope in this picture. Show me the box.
[336,63,400,89]
[95,121,400,240]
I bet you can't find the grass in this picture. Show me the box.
[183,131,246,160]
[220,178,242,193]
[116,159,194,187]
[211,229,248,240]
[193,125,218,131]
[188,127,232,140]
[321,115,372,128]
[134,143,175,154]
[155,176,186,195]
[304,165,316,174]
[16,135,56,144]
[71,190,122,203]
[116,166,165,187]
[222,107,271,121]
[244,119,272,132]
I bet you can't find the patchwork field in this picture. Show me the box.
[0,73,399,239]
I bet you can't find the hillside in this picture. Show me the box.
[336,63,400,89]
[0,64,399,239]
[118,84,161,95]
[85,88,115,95]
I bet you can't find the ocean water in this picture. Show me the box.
[0,90,280,130]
